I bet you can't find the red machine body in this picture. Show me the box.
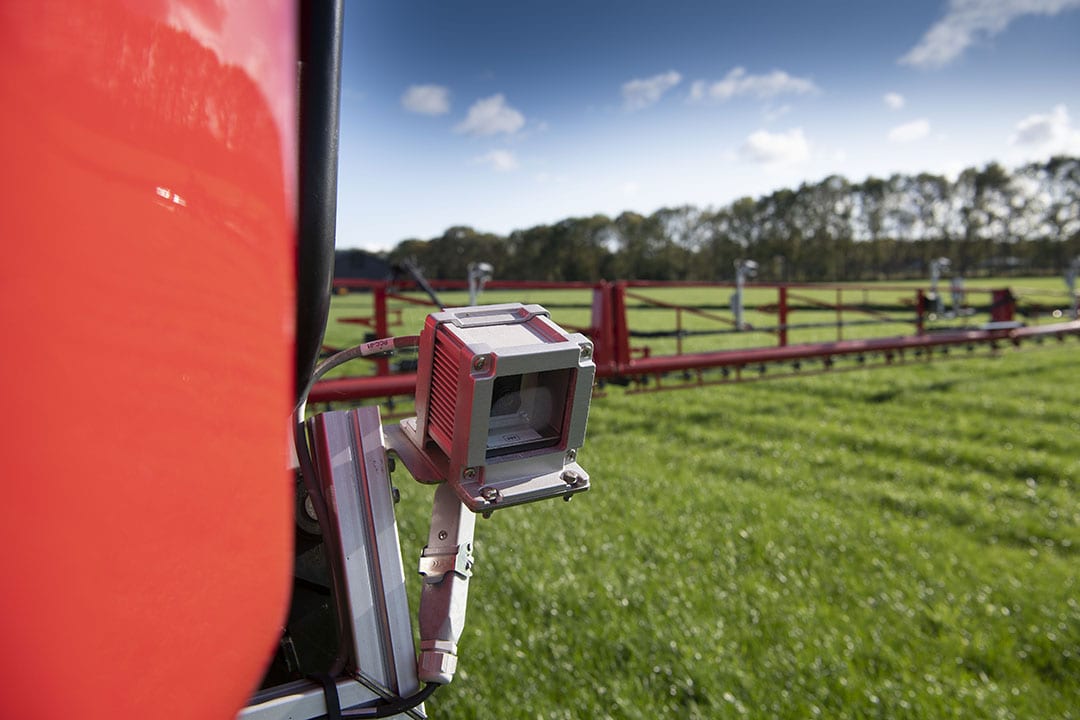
[1,2,296,718]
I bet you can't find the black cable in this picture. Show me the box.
[308,674,342,720]
[332,683,438,719]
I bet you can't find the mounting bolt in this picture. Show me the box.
[480,486,500,503]
[565,449,577,462]
[438,530,448,541]
[303,495,318,522]
[580,343,593,360]
[561,469,586,488]
[463,467,478,481]
[472,355,489,372]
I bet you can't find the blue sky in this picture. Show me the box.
[336,0,1080,251]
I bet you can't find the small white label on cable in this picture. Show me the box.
[360,338,396,356]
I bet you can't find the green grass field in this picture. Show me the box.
[390,344,1079,719]
[323,280,1078,718]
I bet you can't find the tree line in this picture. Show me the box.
[379,156,1080,283]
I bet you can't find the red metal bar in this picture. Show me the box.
[338,307,403,328]
[623,323,1079,376]
[778,286,788,347]
[916,289,926,335]
[616,279,985,293]
[334,278,599,291]
[309,373,418,403]
[373,284,389,376]
[623,289,737,326]
[675,307,684,355]
[990,289,1016,322]
[336,277,1007,295]
[314,276,1080,403]
[1011,319,1080,339]
[385,291,441,308]
[785,290,902,325]
[309,320,1080,402]
[836,288,843,341]
[337,317,374,327]
[613,282,631,368]
[589,283,613,373]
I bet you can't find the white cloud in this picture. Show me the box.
[455,94,526,136]
[740,128,810,164]
[622,71,682,111]
[1009,104,1080,155]
[401,84,450,115]
[888,118,931,142]
[689,67,819,103]
[474,149,519,172]
[900,0,1080,68]
[621,181,641,196]
[884,92,906,110]
[763,104,792,122]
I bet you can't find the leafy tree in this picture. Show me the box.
[384,157,1080,282]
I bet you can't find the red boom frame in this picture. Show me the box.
[311,279,1080,403]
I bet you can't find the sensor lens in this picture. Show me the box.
[486,369,571,458]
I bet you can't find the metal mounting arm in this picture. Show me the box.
[416,483,477,684]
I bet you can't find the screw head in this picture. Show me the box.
[463,467,478,480]
[580,344,593,360]
[561,469,585,487]
[438,530,448,541]
[472,355,488,371]
[303,495,318,521]
[565,449,577,462]
[480,487,500,503]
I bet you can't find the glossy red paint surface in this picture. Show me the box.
[0,2,296,718]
